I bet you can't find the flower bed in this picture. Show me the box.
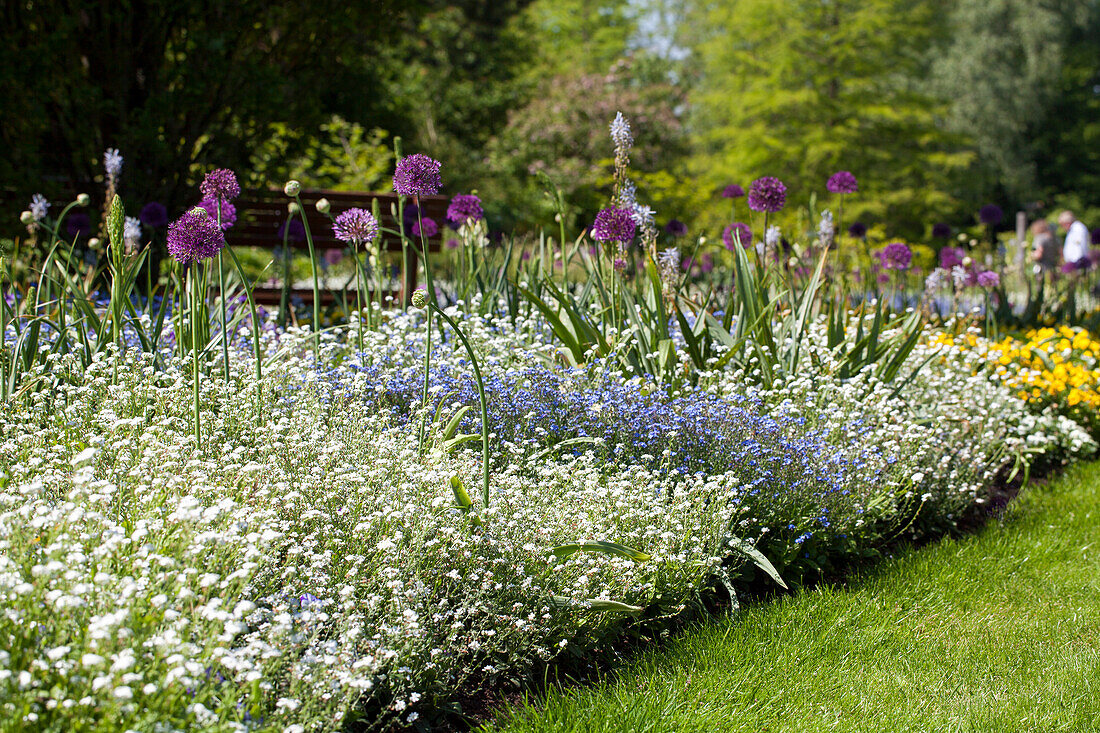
[2,310,1095,731]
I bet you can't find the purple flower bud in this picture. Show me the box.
[591,207,636,244]
[826,170,858,194]
[939,246,966,269]
[198,197,236,230]
[332,208,379,246]
[167,208,226,264]
[722,222,753,251]
[880,242,912,270]
[664,219,688,237]
[393,154,442,197]
[411,217,438,238]
[976,270,1000,288]
[747,177,787,213]
[200,168,240,202]
[446,194,483,226]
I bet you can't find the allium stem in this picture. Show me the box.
[431,304,491,508]
[354,250,364,354]
[225,246,264,413]
[415,199,436,455]
[190,265,201,449]
[293,193,321,358]
[216,209,229,382]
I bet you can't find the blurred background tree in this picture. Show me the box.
[1,0,1098,242]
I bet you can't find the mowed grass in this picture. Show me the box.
[486,462,1100,733]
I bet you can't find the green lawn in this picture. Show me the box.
[486,462,1100,733]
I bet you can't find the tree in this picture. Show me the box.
[931,0,1097,206]
[683,0,972,239]
[0,1,426,220]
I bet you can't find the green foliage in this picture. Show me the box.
[683,0,973,239]
[248,117,394,192]
[932,0,1096,203]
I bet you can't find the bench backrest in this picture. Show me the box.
[228,188,448,252]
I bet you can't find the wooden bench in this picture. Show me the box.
[228,188,447,307]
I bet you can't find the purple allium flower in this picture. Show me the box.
[939,246,966,269]
[826,170,858,194]
[979,204,1003,226]
[700,252,714,274]
[166,208,226,264]
[412,217,438,238]
[722,222,753,251]
[931,222,952,239]
[877,272,892,285]
[66,213,92,239]
[446,194,483,226]
[613,258,628,272]
[199,168,240,202]
[1061,261,1078,275]
[847,221,867,238]
[665,219,688,237]
[747,177,787,213]
[721,184,745,199]
[332,208,379,246]
[880,242,912,270]
[393,154,442,197]
[976,270,1000,288]
[139,202,168,228]
[277,219,306,243]
[199,197,236,230]
[446,238,460,250]
[591,207,636,244]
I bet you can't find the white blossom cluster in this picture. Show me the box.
[0,307,1092,730]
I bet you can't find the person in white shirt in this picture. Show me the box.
[1059,210,1090,264]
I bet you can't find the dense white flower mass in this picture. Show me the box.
[0,305,1092,730]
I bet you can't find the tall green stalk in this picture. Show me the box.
[415,199,435,454]
[417,294,492,508]
[287,184,321,358]
[216,206,229,381]
[190,265,201,449]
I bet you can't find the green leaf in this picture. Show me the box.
[551,540,651,563]
[550,596,644,614]
[727,537,788,589]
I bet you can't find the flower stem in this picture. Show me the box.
[190,265,201,450]
[431,304,491,508]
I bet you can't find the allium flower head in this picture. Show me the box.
[848,221,867,238]
[826,170,858,194]
[976,270,1000,288]
[722,222,753,251]
[393,154,442,197]
[747,177,787,213]
[103,148,123,184]
[932,222,952,239]
[167,207,226,264]
[880,242,912,270]
[665,219,688,237]
[591,207,636,244]
[446,194,484,226]
[939,246,966,270]
[412,217,438,238]
[199,197,236,230]
[721,184,745,199]
[979,204,1003,226]
[139,202,168,228]
[332,208,379,246]
[200,168,241,202]
[609,112,633,152]
[29,194,49,222]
